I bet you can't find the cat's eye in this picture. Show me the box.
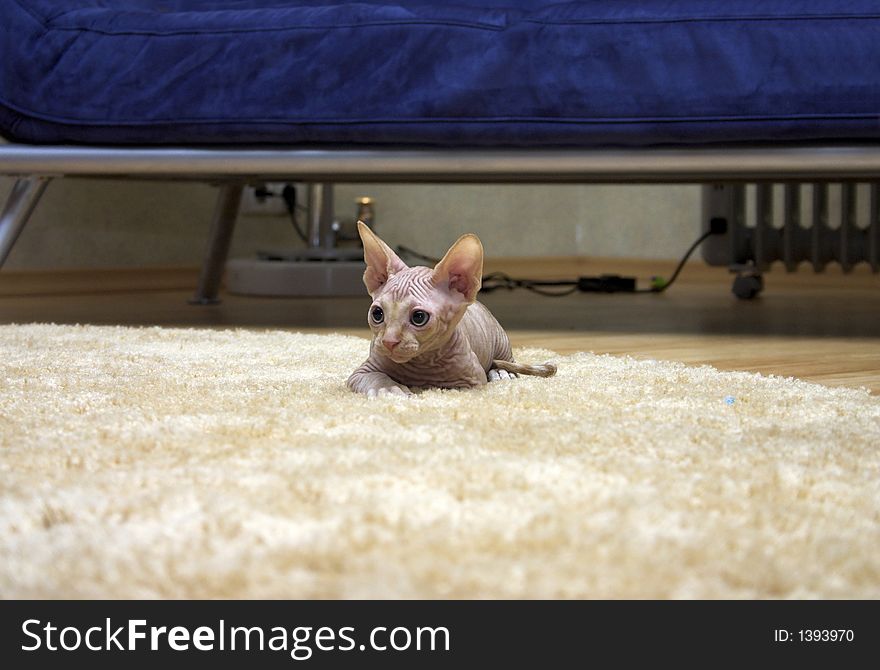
[410,309,430,327]
[370,306,384,324]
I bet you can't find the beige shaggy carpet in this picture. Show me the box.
[1,323,879,599]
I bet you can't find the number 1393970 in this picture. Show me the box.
[774,629,854,643]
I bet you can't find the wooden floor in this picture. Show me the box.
[1,258,879,393]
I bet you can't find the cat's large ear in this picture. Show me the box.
[432,233,483,303]
[358,220,409,296]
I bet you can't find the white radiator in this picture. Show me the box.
[702,183,880,273]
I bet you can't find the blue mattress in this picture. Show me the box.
[1,0,879,147]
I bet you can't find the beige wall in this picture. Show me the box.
[336,183,700,261]
[0,177,701,270]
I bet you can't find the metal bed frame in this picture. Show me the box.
[2,143,880,302]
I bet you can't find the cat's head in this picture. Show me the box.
[357,221,483,364]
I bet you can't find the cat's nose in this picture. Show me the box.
[383,338,400,351]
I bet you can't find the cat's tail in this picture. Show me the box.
[492,359,557,378]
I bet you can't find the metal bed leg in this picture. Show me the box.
[0,176,51,269]
[190,182,244,305]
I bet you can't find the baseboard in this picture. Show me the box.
[0,257,874,297]
[0,266,201,296]
[0,259,675,297]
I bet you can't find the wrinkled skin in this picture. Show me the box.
[347,222,555,397]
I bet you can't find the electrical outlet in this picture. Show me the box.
[241,182,291,216]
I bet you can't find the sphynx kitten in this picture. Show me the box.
[347,221,556,397]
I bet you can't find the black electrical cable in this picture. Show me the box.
[396,223,724,296]
[636,228,715,293]
[252,184,310,243]
[280,185,310,244]
[480,272,580,297]
[396,247,577,295]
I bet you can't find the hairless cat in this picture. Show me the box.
[348,222,556,397]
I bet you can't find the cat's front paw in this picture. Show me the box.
[488,368,518,382]
[367,385,414,398]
